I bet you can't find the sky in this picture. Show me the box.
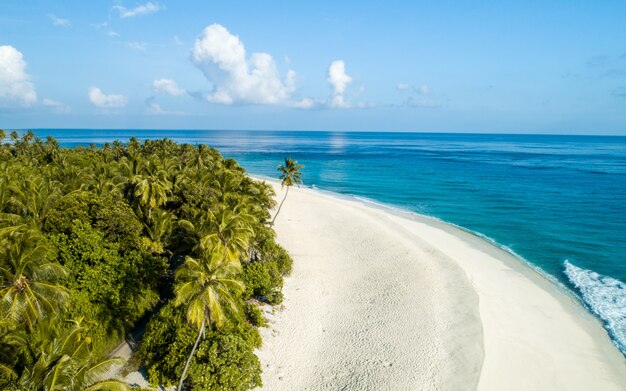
[1,0,626,134]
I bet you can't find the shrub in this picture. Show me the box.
[188,325,262,391]
[244,302,266,327]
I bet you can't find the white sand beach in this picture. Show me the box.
[256,180,626,391]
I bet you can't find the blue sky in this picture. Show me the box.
[1,0,625,134]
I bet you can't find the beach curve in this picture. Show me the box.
[255,180,626,391]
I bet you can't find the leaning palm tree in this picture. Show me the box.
[0,228,68,329]
[174,243,244,391]
[272,158,304,223]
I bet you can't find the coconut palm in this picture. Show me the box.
[5,176,59,227]
[179,203,255,262]
[14,316,129,391]
[174,243,244,391]
[44,136,60,162]
[131,158,172,222]
[143,209,176,255]
[272,157,304,223]
[0,228,68,329]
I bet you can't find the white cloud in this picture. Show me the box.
[0,45,37,106]
[108,31,120,37]
[43,98,71,113]
[191,24,297,105]
[327,60,352,108]
[114,2,163,18]
[48,14,71,27]
[125,42,146,51]
[153,78,186,96]
[328,60,352,95]
[145,96,186,115]
[88,87,127,108]
[145,97,164,114]
[329,95,349,108]
[292,97,316,109]
[396,83,410,91]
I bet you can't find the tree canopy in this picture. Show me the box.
[0,132,292,390]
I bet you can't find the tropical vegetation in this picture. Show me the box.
[0,130,293,390]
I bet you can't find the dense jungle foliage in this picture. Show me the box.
[0,130,292,390]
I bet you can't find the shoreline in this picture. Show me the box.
[254,176,626,390]
[254,174,618,349]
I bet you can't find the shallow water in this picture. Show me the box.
[31,129,626,353]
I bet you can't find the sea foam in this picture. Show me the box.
[564,260,626,354]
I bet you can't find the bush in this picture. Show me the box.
[244,302,266,327]
[140,303,263,389]
[139,303,197,386]
[188,321,262,391]
[51,220,165,347]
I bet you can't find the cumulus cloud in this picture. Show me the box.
[327,60,352,95]
[153,78,186,96]
[48,14,71,27]
[191,24,297,105]
[88,87,127,108]
[327,60,352,108]
[43,98,71,113]
[0,45,37,106]
[114,2,163,18]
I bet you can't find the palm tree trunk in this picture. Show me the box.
[271,186,289,224]
[178,319,205,391]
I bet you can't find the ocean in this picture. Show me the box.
[29,129,626,354]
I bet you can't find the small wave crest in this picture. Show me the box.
[564,260,626,355]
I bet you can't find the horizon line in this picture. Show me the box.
[6,127,626,138]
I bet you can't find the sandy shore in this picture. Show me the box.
[255,180,626,390]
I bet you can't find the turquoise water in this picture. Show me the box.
[30,129,626,354]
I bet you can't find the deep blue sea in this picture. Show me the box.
[30,129,626,354]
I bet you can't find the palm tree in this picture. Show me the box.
[44,136,60,162]
[179,203,255,262]
[174,243,244,391]
[5,176,59,228]
[0,228,68,329]
[131,158,172,222]
[143,209,176,254]
[272,158,304,223]
[14,316,129,390]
